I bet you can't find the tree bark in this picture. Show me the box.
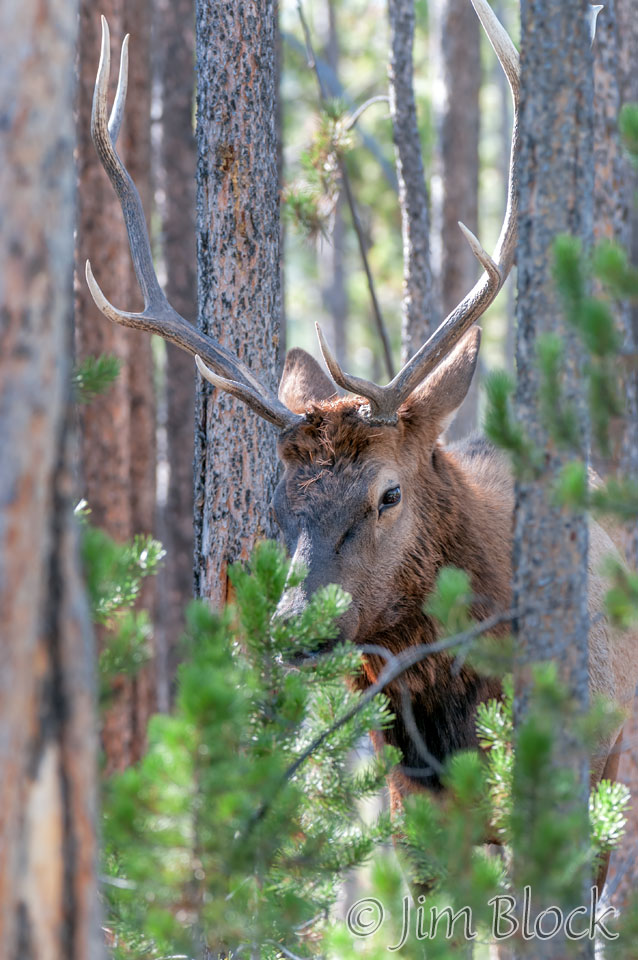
[76,0,157,772]
[616,0,638,571]
[154,0,197,709]
[194,0,281,606]
[602,0,638,910]
[513,0,594,946]
[76,3,133,544]
[0,1,101,955]
[388,0,437,362]
[432,0,481,439]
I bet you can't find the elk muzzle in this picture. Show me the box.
[275,530,360,660]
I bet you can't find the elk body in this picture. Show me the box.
[86,1,638,892]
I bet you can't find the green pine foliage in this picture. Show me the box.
[284,102,353,239]
[484,369,541,477]
[77,501,165,701]
[73,353,121,403]
[102,541,396,959]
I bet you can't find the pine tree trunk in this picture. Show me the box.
[591,0,628,475]
[154,0,197,709]
[616,0,638,571]
[194,0,281,606]
[0,1,101,954]
[602,0,638,908]
[388,0,437,362]
[513,0,594,948]
[432,0,481,439]
[75,0,157,772]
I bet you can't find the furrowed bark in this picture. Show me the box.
[513,0,594,949]
[194,0,281,606]
[388,0,437,362]
[0,0,101,954]
[154,0,197,708]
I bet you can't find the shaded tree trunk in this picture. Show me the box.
[75,0,157,772]
[154,0,197,709]
[513,0,594,949]
[194,0,281,605]
[591,0,628,475]
[388,0,437,362]
[432,0,481,439]
[603,0,638,909]
[616,0,638,571]
[0,1,101,954]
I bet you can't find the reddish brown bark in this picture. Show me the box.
[0,0,101,954]
[76,0,157,771]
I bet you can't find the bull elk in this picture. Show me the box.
[86,2,638,892]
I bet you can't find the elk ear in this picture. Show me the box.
[278,348,337,413]
[403,327,481,435]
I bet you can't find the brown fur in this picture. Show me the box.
[273,333,638,880]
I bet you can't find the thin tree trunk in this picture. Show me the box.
[616,0,638,570]
[0,1,101,954]
[513,0,594,951]
[318,0,348,367]
[154,0,197,709]
[603,0,638,910]
[591,0,628,474]
[76,4,132,545]
[194,0,281,606]
[433,0,481,439]
[388,0,437,362]
[76,0,157,772]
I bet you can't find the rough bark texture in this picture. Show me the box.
[388,0,437,362]
[76,0,157,772]
[604,0,638,909]
[0,1,101,955]
[592,0,626,247]
[154,0,197,709]
[433,0,481,439]
[514,0,594,942]
[194,0,281,606]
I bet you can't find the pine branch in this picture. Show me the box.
[247,606,520,833]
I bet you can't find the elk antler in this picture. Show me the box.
[316,0,520,423]
[85,16,301,431]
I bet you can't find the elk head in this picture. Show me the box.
[86,1,519,650]
[271,331,482,651]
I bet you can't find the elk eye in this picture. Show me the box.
[379,486,401,512]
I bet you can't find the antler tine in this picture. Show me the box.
[194,357,291,428]
[86,17,301,431]
[315,0,520,423]
[107,30,128,144]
